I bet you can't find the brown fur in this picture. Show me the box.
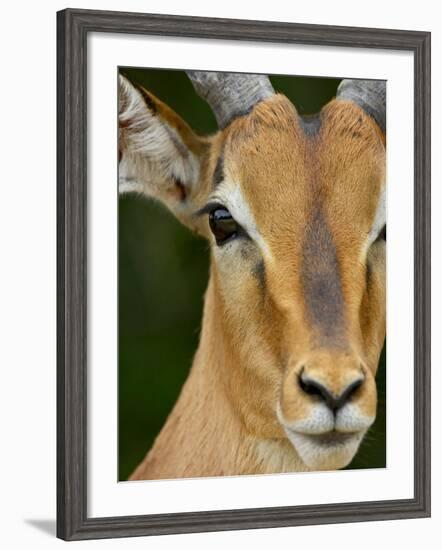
[122,89,386,480]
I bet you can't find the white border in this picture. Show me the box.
[88,32,414,518]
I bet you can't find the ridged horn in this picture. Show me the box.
[186,71,275,129]
[337,79,386,134]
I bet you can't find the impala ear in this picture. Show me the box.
[118,74,207,221]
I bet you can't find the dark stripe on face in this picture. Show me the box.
[300,114,322,137]
[252,259,266,290]
[213,154,224,187]
[302,208,346,344]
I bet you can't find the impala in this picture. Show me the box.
[118,71,386,479]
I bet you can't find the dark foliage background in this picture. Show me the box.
[119,68,386,481]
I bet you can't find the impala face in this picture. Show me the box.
[202,97,385,470]
[119,74,386,472]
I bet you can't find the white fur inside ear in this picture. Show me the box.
[118,155,145,194]
[119,76,199,194]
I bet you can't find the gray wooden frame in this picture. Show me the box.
[57,8,431,541]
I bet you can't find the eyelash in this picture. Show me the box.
[196,201,226,217]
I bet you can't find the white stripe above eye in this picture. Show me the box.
[357,184,386,264]
[367,186,386,245]
[210,181,273,259]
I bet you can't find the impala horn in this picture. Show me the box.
[186,71,275,129]
[337,79,386,134]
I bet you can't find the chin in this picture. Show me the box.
[284,429,366,471]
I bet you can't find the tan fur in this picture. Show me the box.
[121,87,386,480]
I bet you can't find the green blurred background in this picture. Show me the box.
[118,68,386,481]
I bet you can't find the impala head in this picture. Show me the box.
[119,71,386,471]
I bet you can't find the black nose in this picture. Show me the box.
[299,371,364,411]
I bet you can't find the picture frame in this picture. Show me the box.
[57,8,431,541]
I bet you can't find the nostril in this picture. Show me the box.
[299,374,323,398]
[299,375,336,408]
[299,370,364,411]
[341,378,364,404]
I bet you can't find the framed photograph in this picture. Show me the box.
[57,8,431,541]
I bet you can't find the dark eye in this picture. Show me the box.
[377,225,386,242]
[209,207,238,245]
